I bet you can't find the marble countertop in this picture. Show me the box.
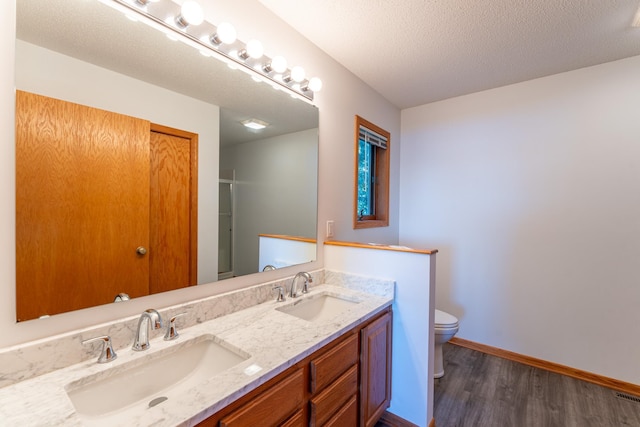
[0,284,392,426]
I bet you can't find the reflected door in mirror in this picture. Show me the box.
[16,91,197,321]
[149,126,198,294]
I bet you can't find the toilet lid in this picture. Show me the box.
[435,309,459,327]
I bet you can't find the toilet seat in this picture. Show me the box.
[435,309,459,328]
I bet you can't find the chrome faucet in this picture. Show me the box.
[132,309,163,351]
[289,272,313,298]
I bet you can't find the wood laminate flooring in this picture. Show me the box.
[434,343,640,427]
[375,410,420,427]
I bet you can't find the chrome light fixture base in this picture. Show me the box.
[98,0,320,102]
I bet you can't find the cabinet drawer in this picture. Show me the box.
[324,395,358,427]
[281,409,305,427]
[310,333,358,394]
[220,368,304,427]
[310,365,358,427]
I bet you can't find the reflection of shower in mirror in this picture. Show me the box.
[219,169,235,280]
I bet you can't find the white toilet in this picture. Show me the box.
[434,309,459,379]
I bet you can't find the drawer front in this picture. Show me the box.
[280,409,305,427]
[324,395,358,427]
[220,368,304,427]
[310,333,358,394]
[310,365,358,427]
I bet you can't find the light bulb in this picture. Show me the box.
[215,22,236,44]
[177,1,204,27]
[271,56,288,74]
[245,39,264,59]
[308,77,323,92]
[290,66,305,83]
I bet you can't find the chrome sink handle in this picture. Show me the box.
[300,272,312,294]
[164,313,186,341]
[83,335,117,364]
[273,285,286,302]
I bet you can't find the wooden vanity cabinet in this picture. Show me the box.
[360,310,393,427]
[218,368,305,427]
[196,367,307,427]
[280,409,306,427]
[324,395,358,426]
[196,307,392,427]
[310,364,358,426]
[310,333,359,394]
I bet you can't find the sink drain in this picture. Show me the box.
[148,396,168,408]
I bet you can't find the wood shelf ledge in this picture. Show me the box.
[259,234,316,244]
[324,240,438,255]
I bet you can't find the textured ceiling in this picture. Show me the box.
[260,0,640,109]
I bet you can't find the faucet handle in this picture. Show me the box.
[273,285,286,302]
[83,335,118,364]
[302,274,313,294]
[164,313,186,341]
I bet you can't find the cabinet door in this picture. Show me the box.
[360,310,392,427]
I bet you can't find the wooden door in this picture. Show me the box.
[16,90,151,321]
[149,125,198,294]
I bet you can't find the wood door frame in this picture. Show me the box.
[150,123,198,285]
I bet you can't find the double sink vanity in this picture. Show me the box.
[0,272,394,426]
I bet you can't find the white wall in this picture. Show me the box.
[399,55,640,384]
[325,245,435,427]
[0,0,16,347]
[15,40,220,285]
[258,236,316,271]
[195,0,402,245]
[221,129,318,276]
[1,0,400,348]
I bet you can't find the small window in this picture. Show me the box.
[354,115,390,229]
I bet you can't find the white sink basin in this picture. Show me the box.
[277,293,361,322]
[66,335,249,422]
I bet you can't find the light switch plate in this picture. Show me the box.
[326,220,335,238]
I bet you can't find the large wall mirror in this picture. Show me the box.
[15,0,319,321]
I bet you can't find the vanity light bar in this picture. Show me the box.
[98,0,321,103]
